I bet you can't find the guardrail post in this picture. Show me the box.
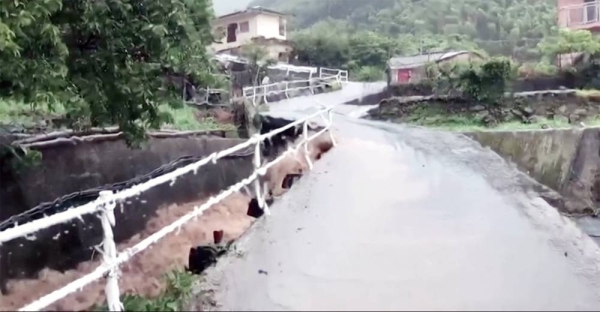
[327,110,337,147]
[98,190,122,311]
[253,139,271,215]
[302,121,313,170]
[262,85,268,104]
[284,81,290,99]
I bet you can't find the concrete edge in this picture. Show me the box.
[183,137,337,310]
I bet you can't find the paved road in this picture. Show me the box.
[265,81,385,116]
[199,85,600,311]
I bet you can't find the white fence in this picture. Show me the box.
[182,85,231,107]
[242,68,349,106]
[0,107,336,311]
[319,67,349,82]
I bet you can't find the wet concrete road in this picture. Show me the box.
[200,85,600,311]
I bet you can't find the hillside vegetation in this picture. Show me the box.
[249,0,600,82]
[251,0,556,58]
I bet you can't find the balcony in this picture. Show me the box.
[559,1,600,32]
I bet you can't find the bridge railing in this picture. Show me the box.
[0,107,336,311]
[242,74,346,106]
[319,67,349,82]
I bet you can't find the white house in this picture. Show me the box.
[211,6,292,62]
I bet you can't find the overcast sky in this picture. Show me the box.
[213,0,254,16]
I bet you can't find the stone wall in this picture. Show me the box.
[368,90,600,126]
[386,72,591,97]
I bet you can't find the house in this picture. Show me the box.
[385,51,482,86]
[210,6,293,62]
[558,0,600,32]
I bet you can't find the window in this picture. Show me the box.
[226,23,237,43]
[583,0,597,23]
[239,21,250,33]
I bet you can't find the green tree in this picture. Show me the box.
[291,20,350,67]
[538,28,600,64]
[1,0,215,142]
[240,44,276,86]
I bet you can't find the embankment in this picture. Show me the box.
[366,90,600,126]
[465,127,600,214]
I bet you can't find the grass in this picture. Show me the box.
[0,100,66,129]
[158,103,234,131]
[95,269,196,311]
[403,105,600,132]
[575,89,600,98]
[0,100,234,133]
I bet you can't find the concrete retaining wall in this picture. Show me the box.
[466,127,600,213]
[0,133,255,291]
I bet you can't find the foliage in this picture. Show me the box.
[576,55,600,89]
[354,66,384,82]
[538,29,600,63]
[252,0,557,63]
[418,58,516,105]
[291,20,351,67]
[1,0,216,143]
[159,103,235,131]
[457,58,514,105]
[0,145,43,172]
[424,60,477,94]
[517,61,558,78]
[241,44,276,86]
[96,269,196,311]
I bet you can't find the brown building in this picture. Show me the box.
[558,0,600,32]
[556,0,599,67]
[385,51,483,86]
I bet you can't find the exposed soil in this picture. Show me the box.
[0,132,335,311]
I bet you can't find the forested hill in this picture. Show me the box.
[248,0,558,61]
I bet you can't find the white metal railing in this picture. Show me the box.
[242,68,349,106]
[0,106,336,311]
[562,1,600,27]
[319,67,349,82]
[242,76,336,106]
[182,84,231,106]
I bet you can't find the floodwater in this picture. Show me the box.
[196,84,600,311]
